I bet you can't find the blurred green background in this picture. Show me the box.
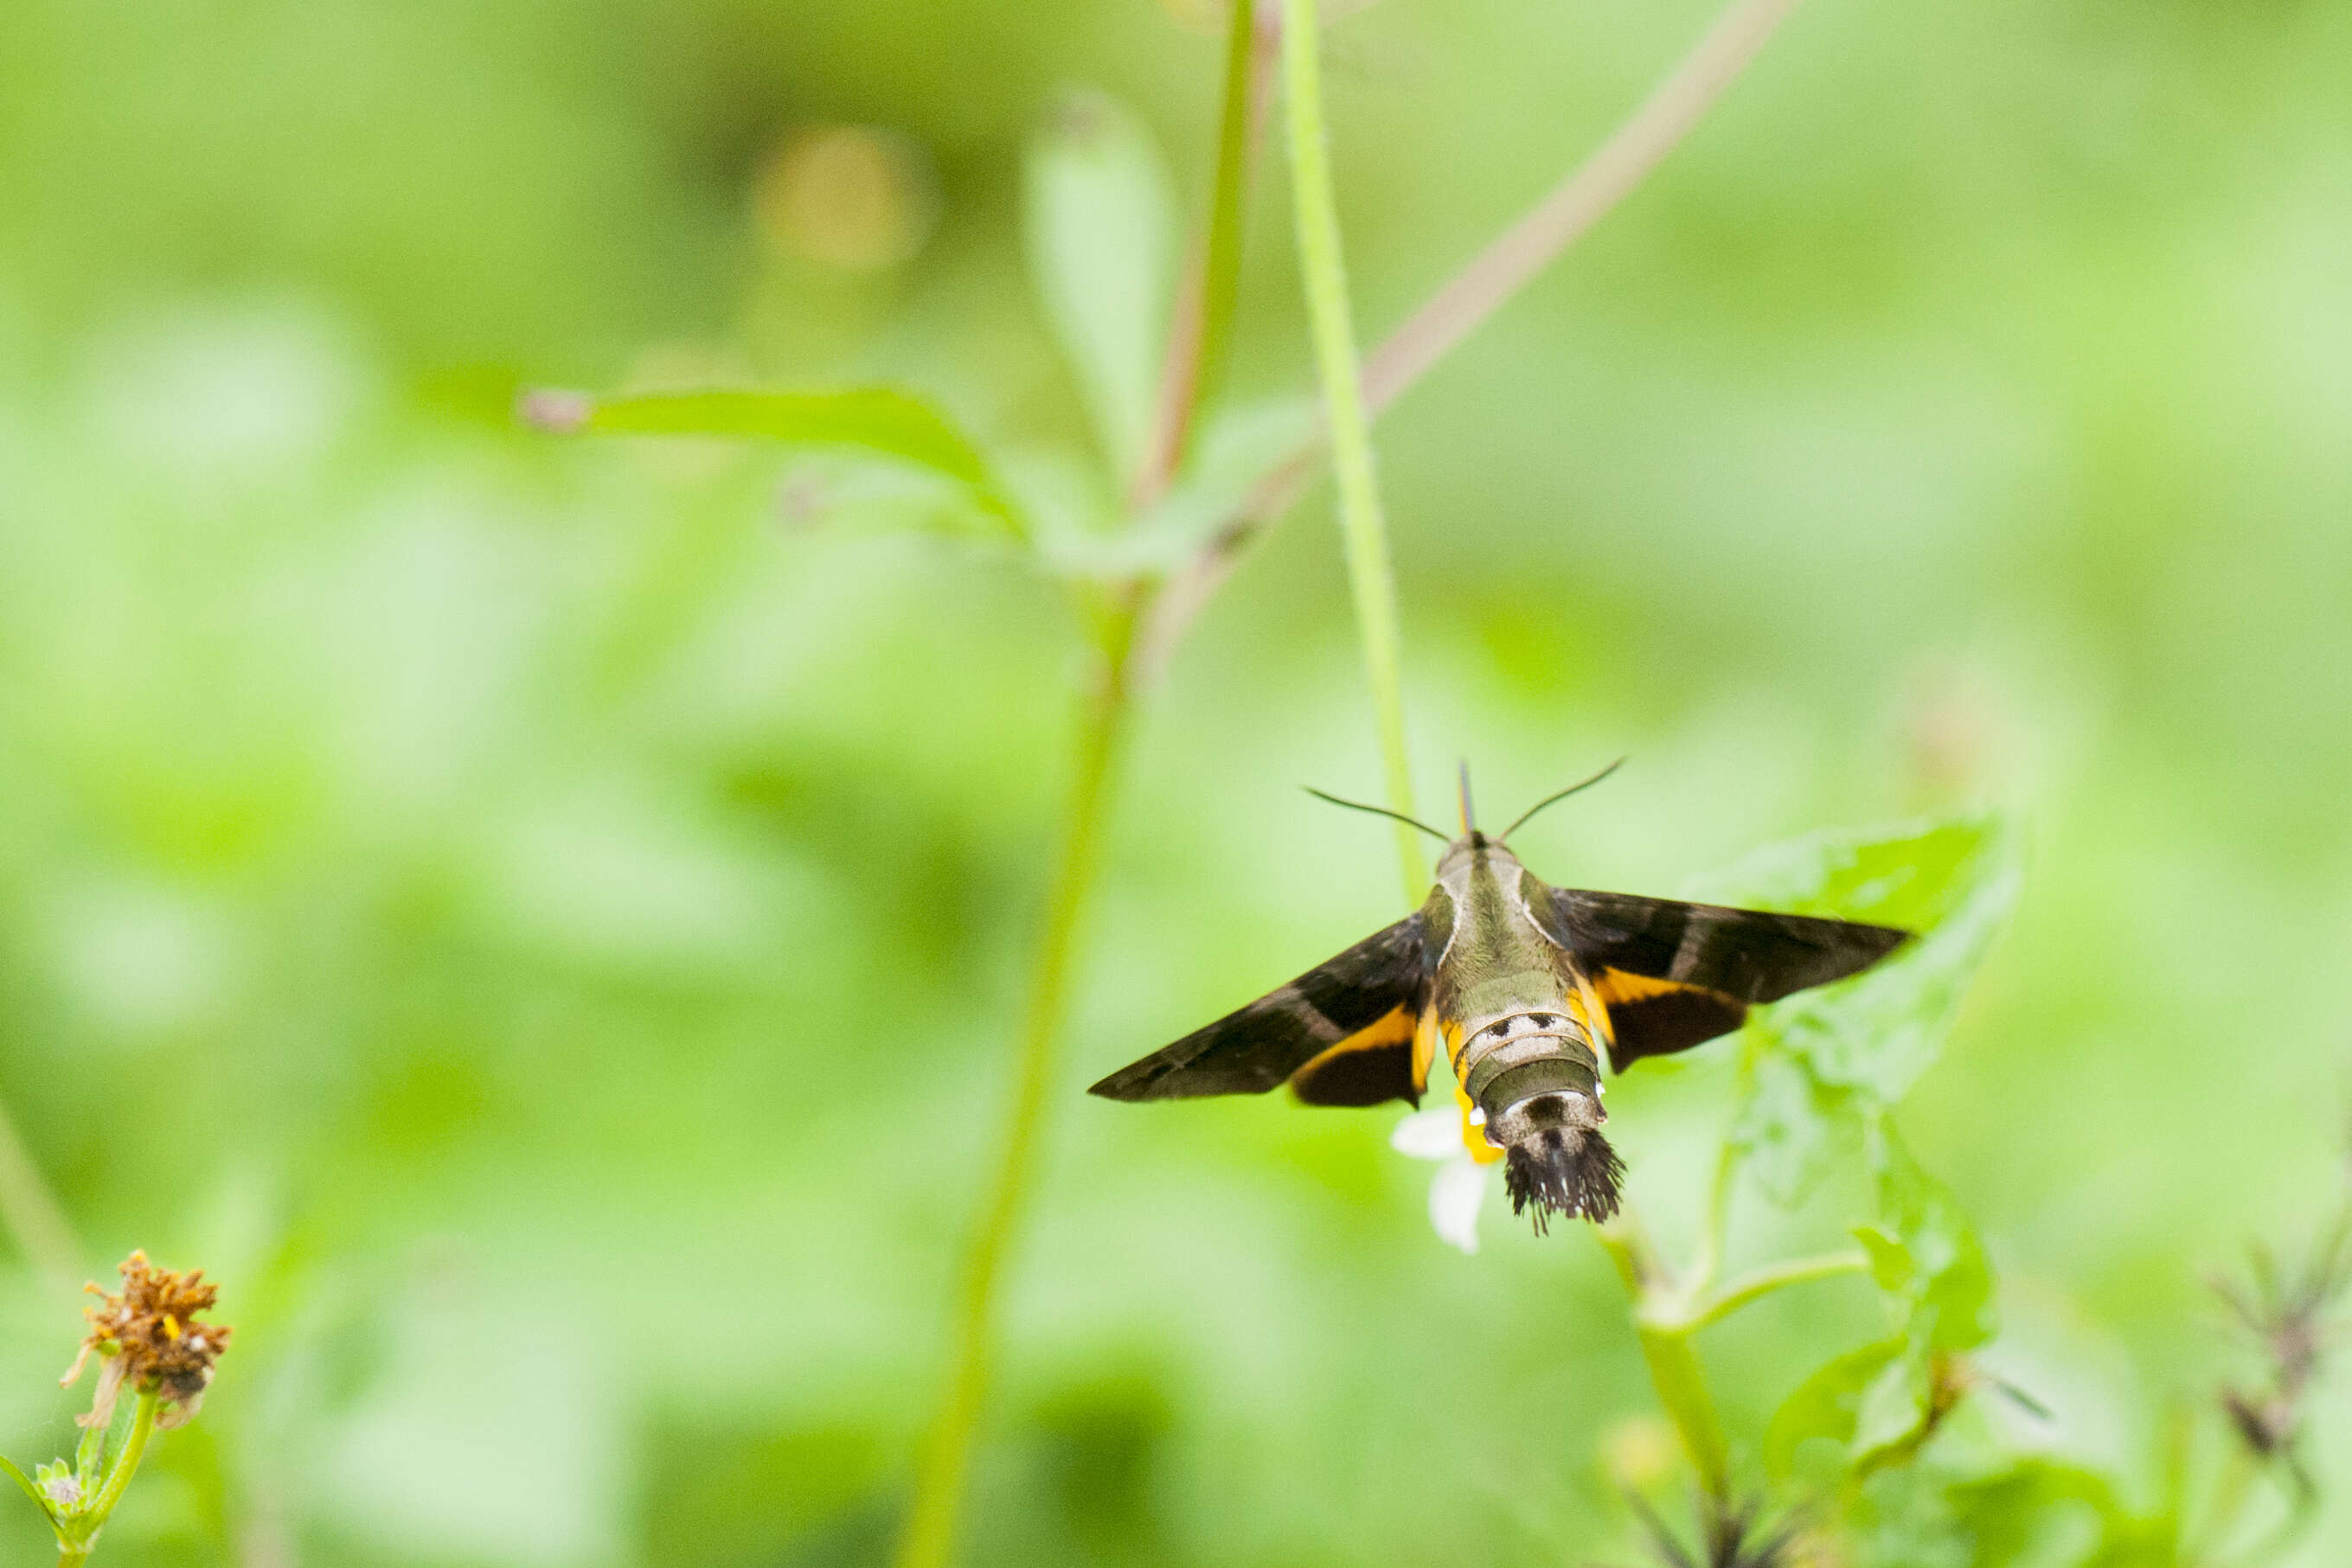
[3,0,2349,1562]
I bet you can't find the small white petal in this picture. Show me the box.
[1427,1155,1489,1255]
[1390,1105,1464,1162]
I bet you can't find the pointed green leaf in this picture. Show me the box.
[1723,816,2017,1105]
[1025,89,1177,483]
[522,386,1022,537]
[1852,1224,1915,1295]
[0,1452,57,1526]
[1766,1337,1906,1480]
[1870,1120,1996,1351]
[1851,1341,1936,1469]
[1041,397,1317,579]
[1731,1043,1854,1206]
[1940,1459,2153,1566]
[1714,816,2018,1206]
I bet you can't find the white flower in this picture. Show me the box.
[1391,1104,1493,1254]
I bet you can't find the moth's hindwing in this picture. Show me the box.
[1530,879,1908,1069]
[1287,1004,1420,1107]
[1087,914,1429,1104]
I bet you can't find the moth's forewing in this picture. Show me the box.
[1087,914,1428,1103]
[1529,881,1908,1069]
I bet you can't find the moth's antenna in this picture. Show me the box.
[1497,757,1628,843]
[1458,760,1476,835]
[1304,787,1452,844]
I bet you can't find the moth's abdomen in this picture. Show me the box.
[1456,1011,1599,1117]
[1454,1010,1624,1227]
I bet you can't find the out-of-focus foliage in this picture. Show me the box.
[0,0,2349,1564]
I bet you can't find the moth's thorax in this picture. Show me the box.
[1426,835,1584,1021]
[1423,835,1609,1168]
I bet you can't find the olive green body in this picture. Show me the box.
[1423,833,1606,1152]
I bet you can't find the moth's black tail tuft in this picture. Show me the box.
[1503,1127,1625,1232]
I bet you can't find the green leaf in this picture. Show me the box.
[1870,1120,1996,1352]
[1853,1224,1916,1294]
[1721,816,2016,1103]
[1024,89,1177,484]
[0,1451,57,1526]
[1716,816,2018,1204]
[1947,1459,2175,1568]
[1731,1043,1855,1206]
[1685,817,1996,931]
[1766,1337,1905,1480]
[1041,398,1316,579]
[1764,1123,1999,1483]
[522,386,1022,537]
[1851,1341,1936,1469]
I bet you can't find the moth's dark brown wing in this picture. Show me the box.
[1532,882,1908,1070]
[1088,915,1426,1104]
[1586,970,1749,1068]
[1287,1004,1420,1107]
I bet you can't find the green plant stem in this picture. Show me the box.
[1596,1216,1732,1494]
[1195,0,1259,423]
[1688,1125,1740,1295]
[1144,0,1803,668]
[53,1390,158,1567]
[1360,0,1805,413]
[894,598,1142,1568]
[1637,1327,1731,1496]
[1660,1250,1871,1334]
[1136,0,1269,506]
[1278,0,1421,902]
[86,1392,156,1527]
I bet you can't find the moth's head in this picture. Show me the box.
[1433,831,1507,878]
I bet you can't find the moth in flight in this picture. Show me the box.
[1089,764,1909,1231]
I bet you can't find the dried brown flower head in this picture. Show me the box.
[60,1251,232,1430]
[1627,1490,1806,1568]
[2212,1211,2349,1478]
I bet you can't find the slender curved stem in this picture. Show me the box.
[1594,1215,1730,1494]
[1136,0,1272,506]
[1658,1250,1872,1334]
[1279,0,1422,903]
[87,1392,157,1524]
[894,600,1141,1568]
[1636,1326,1731,1495]
[1362,0,1804,413]
[1193,0,1263,437]
[1144,0,1807,666]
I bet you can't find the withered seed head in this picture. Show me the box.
[61,1251,233,1430]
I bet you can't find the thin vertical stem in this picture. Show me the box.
[1190,0,1264,444]
[894,599,1143,1568]
[1689,1052,1754,1294]
[1596,1213,1731,1496]
[1278,0,1421,904]
[1635,1325,1732,1495]
[87,1392,157,1523]
[1135,0,1273,506]
[0,1091,81,1294]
